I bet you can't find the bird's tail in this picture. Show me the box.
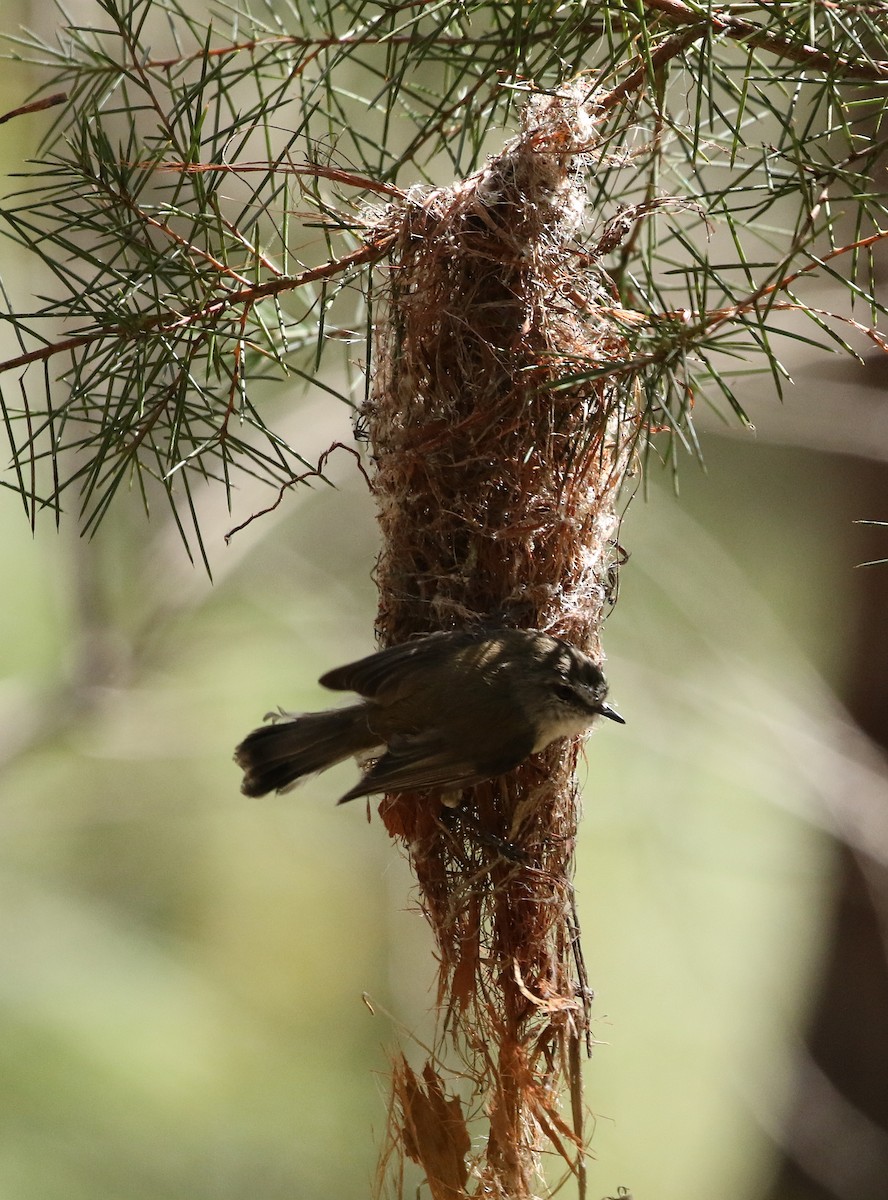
[234,706,377,797]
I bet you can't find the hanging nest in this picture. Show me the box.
[365,84,637,1199]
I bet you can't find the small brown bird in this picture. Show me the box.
[234,627,624,804]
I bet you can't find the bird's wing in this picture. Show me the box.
[336,727,534,803]
[319,630,484,699]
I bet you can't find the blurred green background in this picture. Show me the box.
[2,6,888,1198]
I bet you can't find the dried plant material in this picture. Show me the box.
[393,1058,472,1200]
[365,83,636,1199]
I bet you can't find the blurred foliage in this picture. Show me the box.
[0,426,874,1198]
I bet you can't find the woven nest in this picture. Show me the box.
[365,86,636,1199]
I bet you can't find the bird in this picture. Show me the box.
[234,627,624,804]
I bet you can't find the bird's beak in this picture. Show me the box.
[598,703,626,725]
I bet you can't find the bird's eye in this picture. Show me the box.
[552,682,576,704]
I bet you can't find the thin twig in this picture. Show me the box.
[705,227,888,335]
[155,160,406,200]
[596,25,710,112]
[224,441,372,541]
[0,92,67,125]
[642,0,888,79]
[0,237,394,377]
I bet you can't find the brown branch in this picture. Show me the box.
[0,236,394,377]
[154,160,406,200]
[561,227,888,392]
[140,2,888,83]
[0,92,68,125]
[144,30,504,71]
[704,227,888,334]
[596,25,710,112]
[103,177,258,286]
[642,0,888,80]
